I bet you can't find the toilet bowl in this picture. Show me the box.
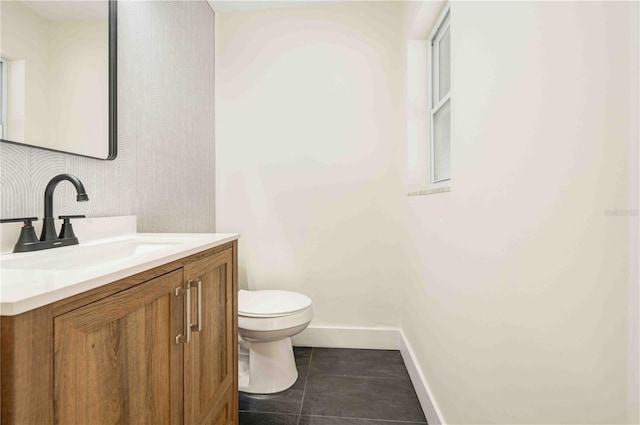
[238,289,313,394]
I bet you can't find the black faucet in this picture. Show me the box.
[40,174,89,241]
[0,174,89,252]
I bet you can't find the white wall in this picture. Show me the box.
[402,1,639,424]
[216,2,405,328]
[48,19,109,158]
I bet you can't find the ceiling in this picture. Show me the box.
[210,0,338,13]
[21,0,107,22]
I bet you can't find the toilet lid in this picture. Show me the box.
[238,290,312,317]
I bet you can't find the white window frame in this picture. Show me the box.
[429,6,451,185]
[0,58,6,140]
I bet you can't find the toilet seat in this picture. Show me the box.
[238,306,313,333]
[239,290,312,318]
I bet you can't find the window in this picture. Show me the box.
[430,8,450,184]
[405,4,451,196]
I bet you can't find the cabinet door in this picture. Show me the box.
[209,391,237,425]
[54,269,184,425]
[184,248,237,425]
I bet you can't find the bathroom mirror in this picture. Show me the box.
[0,0,116,160]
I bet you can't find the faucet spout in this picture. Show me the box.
[40,174,89,241]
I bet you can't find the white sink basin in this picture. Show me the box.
[0,230,239,316]
[1,236,195,271]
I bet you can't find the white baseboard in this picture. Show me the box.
[291,325,399,349]
[290,324,445,425]
[398,330,446,425]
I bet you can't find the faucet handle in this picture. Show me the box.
[1,217,39,251]
[59,215,86,220]
[58,215,85,240]
[1,217,38,225]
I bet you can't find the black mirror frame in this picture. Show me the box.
[107,0,117,160]
[1,0,117,161]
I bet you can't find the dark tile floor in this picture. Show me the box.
[239,347,427,425]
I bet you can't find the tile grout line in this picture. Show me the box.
[303,414,428,424]
[296,347,314,425]
[307,373,412,380]
[238,410,300,417]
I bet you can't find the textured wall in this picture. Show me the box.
[0,1,215,233]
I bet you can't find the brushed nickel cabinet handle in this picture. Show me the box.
[189,279,203,332]
[175,287,191,344]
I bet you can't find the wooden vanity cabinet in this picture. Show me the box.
[1,241,238,425]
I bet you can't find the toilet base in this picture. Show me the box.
[238,336,298,394]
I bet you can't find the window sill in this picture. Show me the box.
[408,186,450,197]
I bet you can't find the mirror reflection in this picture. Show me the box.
[0,0,114,159]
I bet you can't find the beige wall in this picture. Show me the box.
[402,1,638,423]
[1,1,50,144]
[217,1,638,423]
[216,2,405,328]
[629,3,640,420]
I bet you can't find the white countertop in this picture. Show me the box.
[0,228,239,316]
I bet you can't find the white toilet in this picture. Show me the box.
[237,289,313,394]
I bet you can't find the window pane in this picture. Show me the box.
[438,27,450,99]
[431,42,438,106]
[433,99,450,182]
